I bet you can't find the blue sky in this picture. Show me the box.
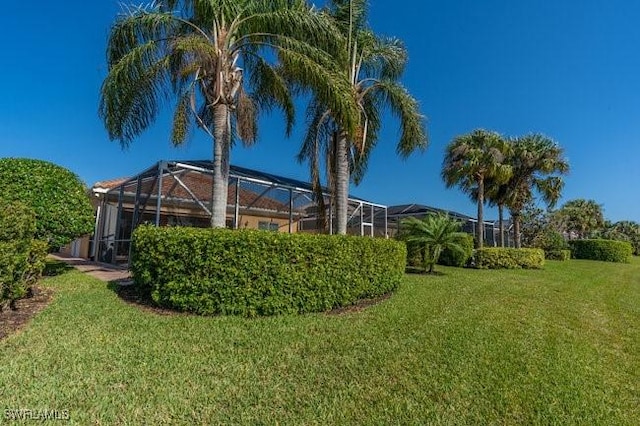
[1,1,639,222]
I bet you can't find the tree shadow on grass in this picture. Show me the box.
[44,260,74,277]
[405,266,446,276]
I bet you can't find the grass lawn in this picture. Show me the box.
[1,259,639,425]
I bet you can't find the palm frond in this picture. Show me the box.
[371,80,428,158]
[248,57,295,136]
[99,40,171,144]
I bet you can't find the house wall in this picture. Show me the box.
[58,236,91,258]
[236,214,298,233]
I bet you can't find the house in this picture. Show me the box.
[66,160,387,265]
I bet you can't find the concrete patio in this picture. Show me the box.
[48,253,132,283]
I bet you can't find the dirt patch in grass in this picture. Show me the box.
[326,293,392,315]
[0,286,54,340]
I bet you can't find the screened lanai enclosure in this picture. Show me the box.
[91,160,388,265]
[387,204,507,247]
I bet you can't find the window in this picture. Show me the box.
[258,221,279,232]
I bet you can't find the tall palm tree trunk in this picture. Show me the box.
[513,212,521,248]
[335,130,350,235]
[476,176,484,249]
[211,103,231,228]
[498,204,505,247]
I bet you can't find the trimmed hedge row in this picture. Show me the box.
[475,248,545,269]
[131,226,406,317]
[569,239,632,263]
[0,202,47,308]
[438,233,474,267]
[545,249,571,261]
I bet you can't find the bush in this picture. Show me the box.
[532,229,569,251]
[405,241,423,269]
[131,226,406,317]
[475,248,545,269]
[438,233,474,267]
[545,249,571,261]
[0,158,95,249]
[0,202,47,307]
[568,239,632,263]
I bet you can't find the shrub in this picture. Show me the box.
[131,226,406,317]
[568,239,632,263]
[475,248,545,269]
[0,202,47,307]
[545,249,571,261]
[25,240,48,287]
[405,241,423,269]
[0,158,95,249]
[438,233,474,267]
[532,229,569,251]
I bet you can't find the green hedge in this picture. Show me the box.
[569,239,632,263]
[131,226,406,317]
[545,249,571,261]
[438,233,474,267]
[0,202,47,307]
[475,248,545,269]
[0,158,95,249]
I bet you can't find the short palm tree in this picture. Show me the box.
[505,134,569,247]
[100,0,356,227]
[442,129,512,248]
[400,214,467,274]
[297,0,427,234]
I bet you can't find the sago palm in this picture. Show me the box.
[400,214,467,274]
[100,0,357,227]
[442,129,512,248]
[505,134,569,247]
[296,0,427,234]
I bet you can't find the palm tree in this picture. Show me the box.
[474,140,515,248]
[611,221,640,255]
[557,199,604,239]
[505,134,569,247]
[100,0,356,227]
[484,181,510,247]
[442,129,511,248]
[296,0,427,235]
[400,214,468,273]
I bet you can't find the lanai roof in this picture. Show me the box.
[93,160,377,204]
[388,203,495,224]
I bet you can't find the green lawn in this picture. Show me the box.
[1,259,639,425]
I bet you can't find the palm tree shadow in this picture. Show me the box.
[405,266,446,276]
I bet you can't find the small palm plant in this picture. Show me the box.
[400,213,468,274]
